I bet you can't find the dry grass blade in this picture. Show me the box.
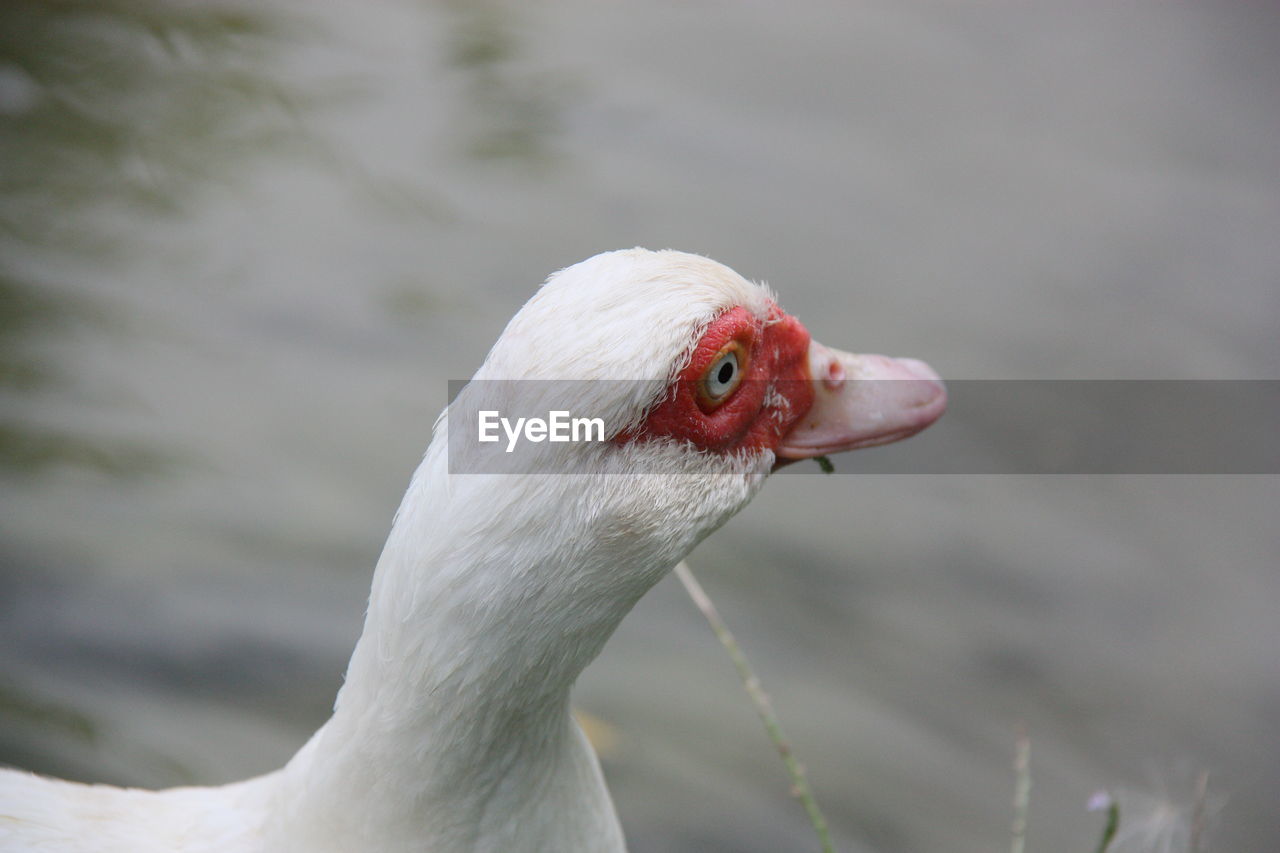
[1011,729,1031,853]
[673,560,835,853]
[1189,771,1209,853]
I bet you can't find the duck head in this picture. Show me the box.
[459,247,945,476]
[435,248,946,582]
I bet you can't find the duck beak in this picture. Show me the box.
[776,341,947,461]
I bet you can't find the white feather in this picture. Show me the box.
[0,249,780,852]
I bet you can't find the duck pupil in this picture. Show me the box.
[717,360,734,385]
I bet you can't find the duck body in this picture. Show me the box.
[0,773,272,852]
[0,249,945,852]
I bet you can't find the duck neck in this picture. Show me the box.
[274,446,681,849]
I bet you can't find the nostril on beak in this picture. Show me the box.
[822,358,845,391]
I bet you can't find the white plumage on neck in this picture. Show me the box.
[268,424,766,851]
[261,250,777,851]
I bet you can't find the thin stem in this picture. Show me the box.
[1011,729,1031,853]
[1092,800,1120,853]
[673,561,835,853]
[1189,771,1209,853]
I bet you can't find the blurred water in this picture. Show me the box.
[1,1,1277,851]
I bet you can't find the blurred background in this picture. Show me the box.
[1,1,1277,851]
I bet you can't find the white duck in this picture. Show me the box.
[0,249,945,852]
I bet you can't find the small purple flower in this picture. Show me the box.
[1087,790,1115,812]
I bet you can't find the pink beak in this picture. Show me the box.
[776,341,947,460]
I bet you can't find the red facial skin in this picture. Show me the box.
[622,303,815,456]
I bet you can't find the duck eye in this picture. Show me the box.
[699,348,743,408]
